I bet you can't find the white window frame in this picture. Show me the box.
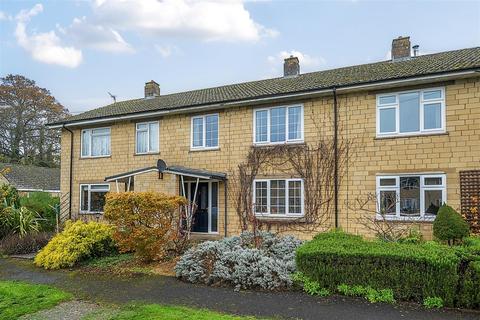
[376,87,445,138]
[81,127,111,158]
[135,121,159,154]
[376,173,446,221]
[253,178,304,217]
[253,104,304,145]
[79,183,110,214]
[190,114,219,150]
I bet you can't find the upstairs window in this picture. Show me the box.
[136,121,159,154]
[253,179,304,216]
[81,128,111,157]
[80,184,110,213]
[376,174,446,220]
[191,114,219,149]
[377,88,445,137]
[254,105,303,144]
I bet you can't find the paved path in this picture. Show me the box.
[20,301,100,320]
[0,258,478,320]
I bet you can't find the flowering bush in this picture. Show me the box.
[34,220,116,269]
[104,192,187,262]
[175,232,302,291]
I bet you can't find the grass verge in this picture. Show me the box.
[0,280,72,320]
[84,303,259,320]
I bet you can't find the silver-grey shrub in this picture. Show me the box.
[175,231,302,290]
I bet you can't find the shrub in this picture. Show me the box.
[104,192,187,262]
[176,232,302,291]
[336,284,395,304]
[0,232,52,255]
[292,272,330,296]
[0,184,20,209]
[0,206,41,237]
[457,261,480,309]
[20,192,59,231]
[34,220,116,269]
[423,297,444,309]
[433,205,469,244]
[296,231,460,306]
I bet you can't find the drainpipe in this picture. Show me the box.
[224,181,228,237]
[62,125,74,219]
[333,88,339,229]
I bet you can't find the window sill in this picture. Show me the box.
[374,131,448,140]
[189,147,220,152]
[375,215,436,223]
[80,155,111,160]
[134,152,160,156]
[255,215,305,222]
[79,212,104,215]
[252,141,305,148]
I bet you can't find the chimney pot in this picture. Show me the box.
[412,44,419,57]
[144,80,160,98]
[284,56,300,77]
[391,36,411,61]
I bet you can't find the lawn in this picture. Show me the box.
[0,280,72,320]
[85,304,259,320]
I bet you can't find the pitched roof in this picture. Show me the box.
[0,163,60,192]
[53,47,480,125]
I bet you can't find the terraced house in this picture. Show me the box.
[48,37,480,240]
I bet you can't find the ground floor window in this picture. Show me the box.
[253,179,304,216]
[80,184,110,213]
[376,174,446,220]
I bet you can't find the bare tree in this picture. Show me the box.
[0,74,69,167]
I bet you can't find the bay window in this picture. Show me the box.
[377,88,445,137]
[254,105,303,144]
[136,121,159,154]
[253,179,304,216]
[81,128,111,157]
[80,184,110,213]
[376,174,446,220]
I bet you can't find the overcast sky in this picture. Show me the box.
[1,0,479,114]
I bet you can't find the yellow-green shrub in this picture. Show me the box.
[104,192,187,262]
[34,220,116,269]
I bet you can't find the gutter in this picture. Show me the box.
[62,125,74,219]
[47,69,479,129]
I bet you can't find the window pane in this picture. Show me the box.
[205,115,218,147]
[400,176,420,216]
[425,177,442,185]
[399,92,420,133]
[270,107,286,142]
[90,184,109,190]
[211,182,218,232]
[424,103,442,130]
[288,107,302,140]
[136,130,148,153]
[425,190,442,216]
[423,90,441,100]
[192,118,203,147]
[270,180,286,214]
[379,108,396,133]
[90,190,108,212]
[255,110,268,142]
[137,123,148,131]
[92,128,109,135]
[81,185,89,211]
[288,180,302,214]
[92,133,110,156]
[379,95,396,105]
[380,178,396,186]
[254,181,268,213]
[149,122,159,152]
[81,130,90,156]
[379,190,396,215]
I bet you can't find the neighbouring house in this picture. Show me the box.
[0,163,61,196]
[48,37,480,240]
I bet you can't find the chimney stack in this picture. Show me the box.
[144,80,160,98]
[284,55,300,77]
[391,36,411,61]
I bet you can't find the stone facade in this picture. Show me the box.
[60,77,480,240]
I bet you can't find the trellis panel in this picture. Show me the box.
[459,170,480,234]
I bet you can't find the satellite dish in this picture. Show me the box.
[157,159,167,172]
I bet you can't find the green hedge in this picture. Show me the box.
[457,260,480,309]
[296,231,461,306]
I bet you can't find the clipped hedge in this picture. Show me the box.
[296,231,461,306]
[457,260,480,309]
